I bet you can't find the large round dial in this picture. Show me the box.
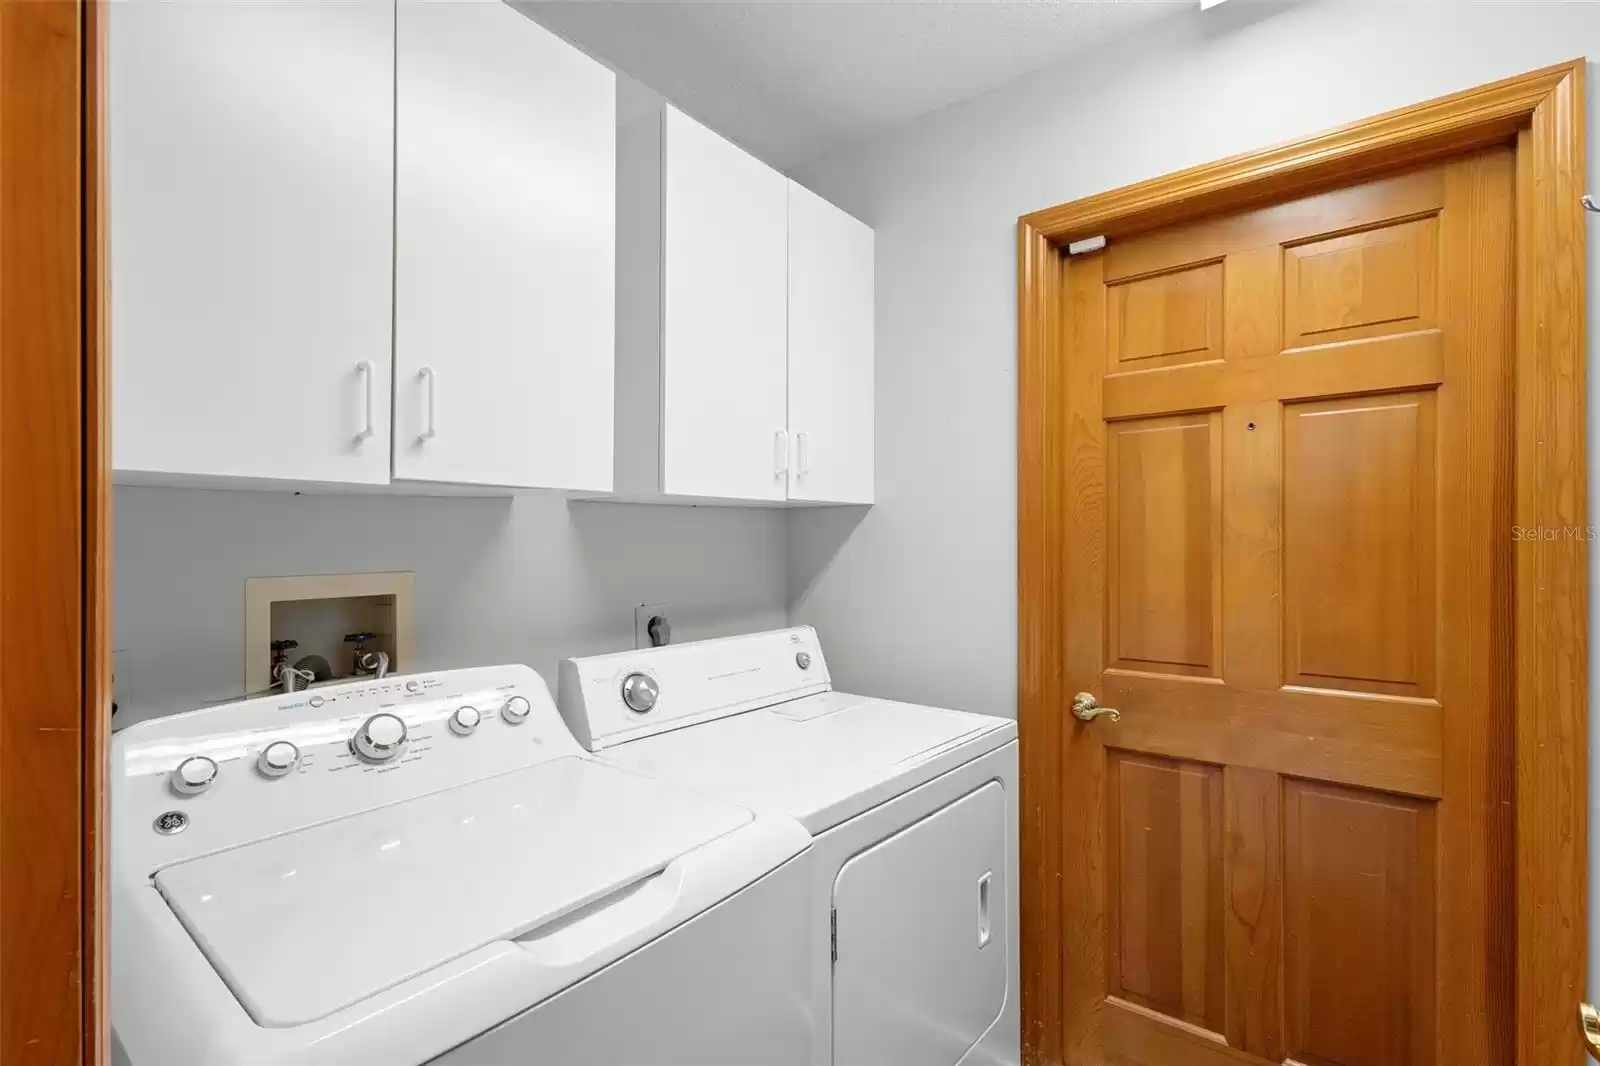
[171,755,219,795]
[621,673,658,714]
[351,712,408,763]
[500,695,531,725]
[449,705,482,736]
[256,740,300,778]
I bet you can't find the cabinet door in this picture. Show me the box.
[661,107,789,501]
[787,182,875,504]
[110,0,394,484]
[393,1,615,490]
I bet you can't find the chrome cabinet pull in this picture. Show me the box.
[796,431,810,478]
[774,429,788,479]
[417,366,437,445]
[353,360,375,444]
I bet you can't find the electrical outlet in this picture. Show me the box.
[635,604,669,649]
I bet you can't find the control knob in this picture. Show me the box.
[256,740,301,778]
[621,673,658,714]
[170,755,219,796]
[450,705,482,736]
[500,695,531,725]
[351,712,408,763]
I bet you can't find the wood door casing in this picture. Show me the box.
[1059,148,1514,1066]
[1,0,111,1062]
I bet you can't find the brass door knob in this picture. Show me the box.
[1071,692,1121,723]
[1580,1002,1600,1060]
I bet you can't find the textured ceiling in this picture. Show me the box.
[516,1,1191,170]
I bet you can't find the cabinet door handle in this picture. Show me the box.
[353,360,375,444]
[417,366,437,445]
[796,431,810,478]
[774,429,788,479]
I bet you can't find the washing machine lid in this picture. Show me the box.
[154,757,752,1028]
[603,692,1015,833]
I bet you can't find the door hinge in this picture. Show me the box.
[830,907,837,964]
[1066,234,1107,255]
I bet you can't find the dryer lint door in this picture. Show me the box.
[831,780,1007,1066]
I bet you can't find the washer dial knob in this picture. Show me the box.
[352,712,408,763]
[450,705,482,736]
[621,673,658,714]
[256,740,300,778]
[500,695,531,724]
[171,755,219,795]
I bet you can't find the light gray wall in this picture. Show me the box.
[114,488,787,724]
[785,0,1600,993]
[789,0,1599,711]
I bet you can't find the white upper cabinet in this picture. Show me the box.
[111,0,614,493]
[660,108,790,502]
[110,0,395,485]
[393,1,615,491]
[786,182,875,505]
[613,106,873,506]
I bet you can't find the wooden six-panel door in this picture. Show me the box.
[1059,147,1515,1066]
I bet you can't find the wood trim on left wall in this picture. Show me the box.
[84,0,112,1062]
[0,1,110,1063]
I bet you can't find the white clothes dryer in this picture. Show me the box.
[559,627,1020,1066]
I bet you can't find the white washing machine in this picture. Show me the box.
[111,664,815,1066]
[559,627,1020,1066]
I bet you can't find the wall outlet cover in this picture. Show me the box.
[635,604,668,649]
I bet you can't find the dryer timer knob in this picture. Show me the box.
[621,673,658,714]
[500,696,531,725]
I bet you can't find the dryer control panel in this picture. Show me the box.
[113,664,582,872]
[558,627,832,750]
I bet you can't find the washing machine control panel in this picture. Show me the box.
[113,665,582,871]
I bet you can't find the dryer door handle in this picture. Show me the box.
[977,871,993,949]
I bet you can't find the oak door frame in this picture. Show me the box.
[1017,60,1587,1066]
[0,0,111,1063]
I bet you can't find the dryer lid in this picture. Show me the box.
[154,758,752,1028]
